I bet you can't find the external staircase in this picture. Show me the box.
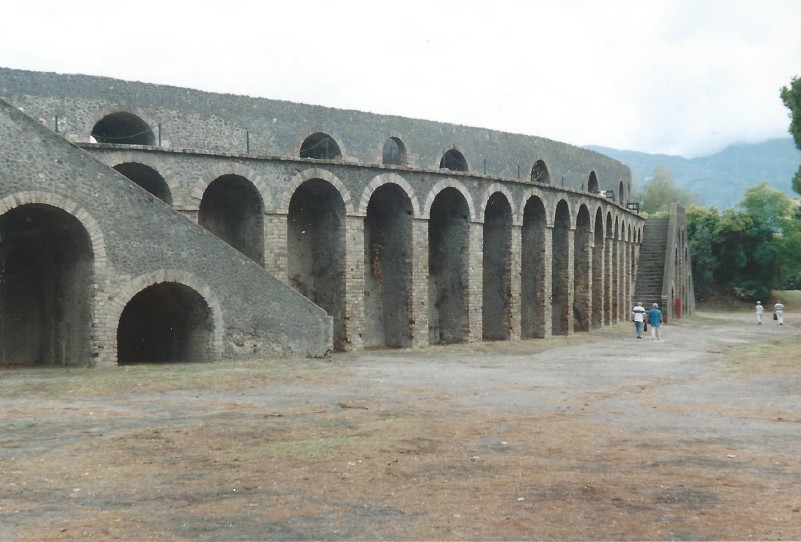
[633,217,669,307]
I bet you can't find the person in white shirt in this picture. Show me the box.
[755,301,764,324]
[774,301,785,325]
[632,302,646,339]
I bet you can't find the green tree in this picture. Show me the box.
[639,167,700,215]
[779,76,801,195]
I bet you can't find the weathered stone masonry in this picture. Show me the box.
[0,68,658,365]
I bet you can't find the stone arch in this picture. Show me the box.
[299,132,342,160]
[113,162,173,205]
[287,178,347,350]
[382,136,407,166]
[0,201,96,365]
[359,173,421,218]
[592,207,605,329]
[91,111,156,146]
[363,183,414,348]
[478,183,517,224]
[280,168,353,216]
[198,174,265,265]
[552,199,572,335]
[482,191,513,341]
[422,180,476,221]
[605,211,616,324]
[531,159,551,184]
[440,148,469,172]
[190,163,272,212]
[521,194,547,338]
[573,204,592,332]
[618,179,627,205]
[111,270,224,364]
[428,187,471,344]
[588,171,599,193]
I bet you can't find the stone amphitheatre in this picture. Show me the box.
[0,67,693,366]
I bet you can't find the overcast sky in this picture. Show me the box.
[3,0,800,158]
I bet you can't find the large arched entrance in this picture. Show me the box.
[521,196,546,338]
[0,204,93,365]
[364,184,413,348]
[552,200,571,335]
[199,175,264,265]
[573,205,591,332]
[428,188,470,344]
[482,192,512,340]
[288,179,346,350]
[117,283,213,363]
[592,208,605,328]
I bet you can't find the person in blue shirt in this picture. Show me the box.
[648,303,663,340]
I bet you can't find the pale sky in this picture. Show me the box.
[3,0,800,158]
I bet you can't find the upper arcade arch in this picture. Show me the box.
[440,148,468,172]
[382,137,407,166]
[358,173,421,218]
[531,160,551,184]
[299,132,342,160]
[280,168,354,216]
[91,111,156,146]
[588,171,599,193]
[422,179,477,221]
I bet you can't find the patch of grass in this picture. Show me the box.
[723,335,801,375]
[772,290,801,308]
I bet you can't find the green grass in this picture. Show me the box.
[772,290,801,308]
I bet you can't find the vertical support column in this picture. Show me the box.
[543,224,554,338]
[565,227,576,335]
[509,225,522,341]
[611,233,620,323]
[467,221,484,342]
[410,218,429,348]
[263,212,288,283]
[342,215,365,351]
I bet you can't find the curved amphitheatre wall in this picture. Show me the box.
[0,67,645,364]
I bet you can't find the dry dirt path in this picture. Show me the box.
[1,312,800,541]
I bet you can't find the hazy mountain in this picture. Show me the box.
[586,138,801,209]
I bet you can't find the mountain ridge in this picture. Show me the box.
[586,138,801,208]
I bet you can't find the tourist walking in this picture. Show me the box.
[774,300,785,325]
[632,302,646,339]
[648,303,663,340]
[755,301,764,324]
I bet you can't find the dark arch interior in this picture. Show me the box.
[300,133,341,159]
[573,207,592,332]
[364,184,413,348]
[592,209,605,329]
[521,196,546,338]
[288,179,346,350]
[440,149,468,172]
[114,162,173,204]
[0,204,93,365]
[382,137,407,166]
[199,175,264,265]
[588,172,599,193]
[552,201,571,335]
[117,282,213,364]
[531,160,551,184]
[482,192,512,341]
[92,112,155,145]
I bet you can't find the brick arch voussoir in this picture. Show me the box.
[109,269,225,361]
[190,163,270,212]
[478,183,516,224]
[358,173,421,218]
[279,168,354,216]
[421,179,477,221]
[0,191,108,262]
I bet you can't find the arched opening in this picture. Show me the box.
[300,133,341,160]
[552,200,571,335]
[531,160,551,184]
[117,283,213,363]
[428,188,470,344]
[364,184,413,348]
[618,180,626,205]
[91,112,155,145]
[0,204,93,365]
[199,175,264,265]
[288,179,346,350]
[382,137,407,166]
[611,217,620,322]
[521,196,546,338]
[439,149,468,172]
[592,208,605,329]
[113,162,173,204]
[482,193,512,341]
[573,205,591,332]
[605,213,615,324]
[588,172,599,193]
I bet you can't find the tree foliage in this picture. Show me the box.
[638,167,700,215]
[780,76,801,195]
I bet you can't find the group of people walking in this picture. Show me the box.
[632,302,663,340]
[755,300,785,325]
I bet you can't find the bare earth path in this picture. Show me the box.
[1,312,800,541]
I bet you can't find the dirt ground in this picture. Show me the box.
[2,311,801,541]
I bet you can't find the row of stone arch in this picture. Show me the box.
[94,111,623,195]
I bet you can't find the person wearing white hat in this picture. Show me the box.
[755,301,764,324]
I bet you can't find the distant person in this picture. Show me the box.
[648,303,663,340]
[774,300,785,325]
[755,301,764,324]
[632,302,646,339]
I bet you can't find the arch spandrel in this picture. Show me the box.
[359,173,421,218]
[278,168,354,216]
[421,179,477,221]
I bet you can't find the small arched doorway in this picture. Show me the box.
[440,149,468,172]
[300,133,341,159]
[92,112,155,145]
[114,162,173,204]
[199,175,264,265]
